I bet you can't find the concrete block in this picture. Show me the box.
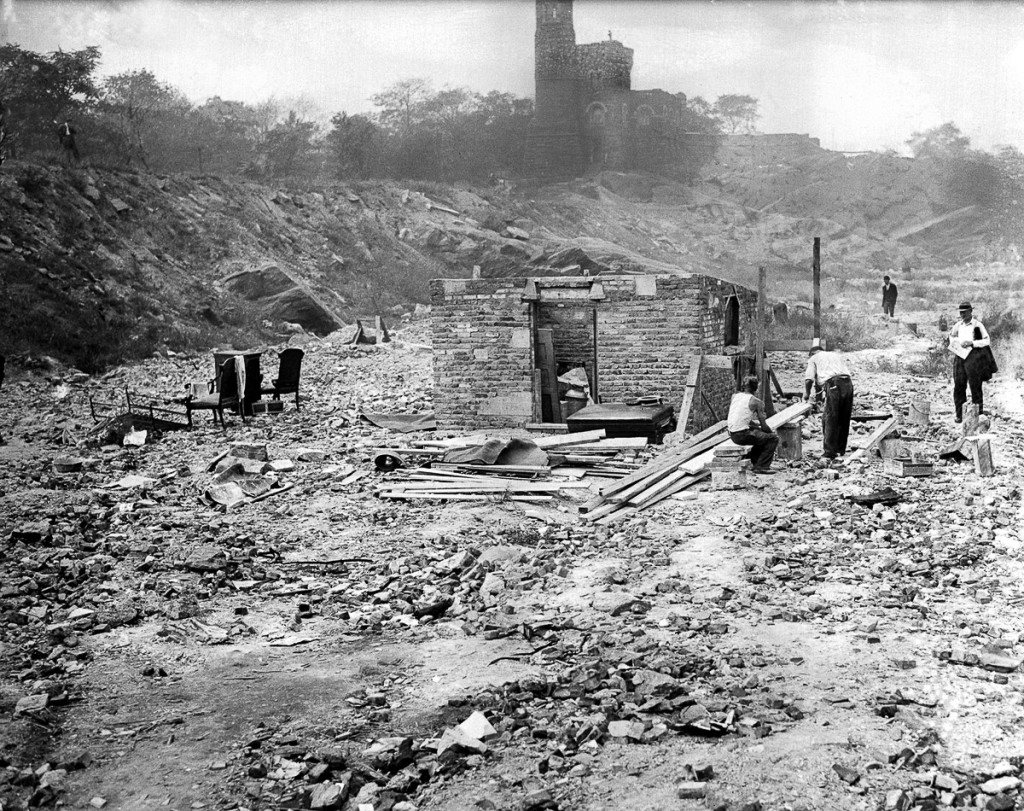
[635,276,657,296]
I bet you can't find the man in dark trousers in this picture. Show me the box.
[727,374,778,474]
[882,274,898,317]
[803,339,854,459]
[949,301,996,422]
[55,120,80,163]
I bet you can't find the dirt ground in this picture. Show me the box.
[2,307,1024,811]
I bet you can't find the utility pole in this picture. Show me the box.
[812,238,821,341]
[756,265,773,414]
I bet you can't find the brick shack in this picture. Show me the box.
[430,274,758,433]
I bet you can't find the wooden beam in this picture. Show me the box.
[849,416,898,459]
[756,265,766,391]
[526,423,570,433]
[970,437,994,476]
[531,429,606,449]
[764,339,827,352]
[599,431,726,498]
[676,354,702,440]
[768,364,786,399]
[636,470,711,512]
[812,238,821,341]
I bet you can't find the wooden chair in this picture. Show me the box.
[260,348,304,410]
[185,357,243,428]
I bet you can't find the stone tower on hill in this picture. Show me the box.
[524,0,690,180]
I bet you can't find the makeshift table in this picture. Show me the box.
[567,402,675,444]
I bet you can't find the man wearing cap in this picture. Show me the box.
[803,339,854,459]
[949,301,995,422]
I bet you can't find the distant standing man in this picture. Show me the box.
[882,274,898,317]
[949,301,995,422]
[727,374,778,474]
[55,120,80,163]
[803,339,854,459]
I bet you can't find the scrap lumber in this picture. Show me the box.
[850,416,898,459]
[676,354,702,440]
[626,468,693,507]
[432,463,548,476]
[638,470,711,511]
[599,431,725,499]
[564,437,648,451]
[582,403,810,524]
[531,429,606,449]
[969,437,994,476]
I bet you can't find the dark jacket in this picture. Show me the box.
[882,282,898,306]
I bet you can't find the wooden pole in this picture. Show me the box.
[812,238,821,341]
[756,266,773,414]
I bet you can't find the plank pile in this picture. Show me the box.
[375,428,646,502]
[579,402,812,526]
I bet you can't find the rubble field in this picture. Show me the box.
[2,312,1024,811]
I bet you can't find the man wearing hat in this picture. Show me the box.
[803,339,854,459]
[949,302,995,422]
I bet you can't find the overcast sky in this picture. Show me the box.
[4,0,1024,154]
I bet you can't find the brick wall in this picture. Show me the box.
[431,274,757,432]
[430,278,535,431]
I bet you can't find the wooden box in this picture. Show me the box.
[883,457,934,477]
[567,403,675,444]
[251,400,284,415]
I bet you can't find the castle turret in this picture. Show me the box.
[524,0,584,178]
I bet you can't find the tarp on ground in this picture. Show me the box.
[443,437,548,467]
[360,411,437,433]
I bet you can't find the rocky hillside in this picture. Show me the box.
[0,144,1002,371]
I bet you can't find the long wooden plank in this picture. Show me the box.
[432,464,549,475]
[764,338,826,352]
[676,354,702,440]
[537,328,561,424]
[532,429,606,449]
[599,431,726,497]
[526,423,569,433]
[579,494,609,514]
[637,470,711,512]
[378,482,573,493]
[850,416,898,459]
[627,469,693,507]
[580,500,622,522]
[607,466,679,504]
[566,437,648,451]
[595,505,637,526]
[380,493,554,502]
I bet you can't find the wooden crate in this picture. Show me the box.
[883,457,934,477]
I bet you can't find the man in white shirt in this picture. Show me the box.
[727,374,778,473]
[949,301,995,422]
[803,340,854,459]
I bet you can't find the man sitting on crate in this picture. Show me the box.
[727,374,778,475]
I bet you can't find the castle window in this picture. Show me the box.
[586,103,607,126]
[636,105,653,126]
